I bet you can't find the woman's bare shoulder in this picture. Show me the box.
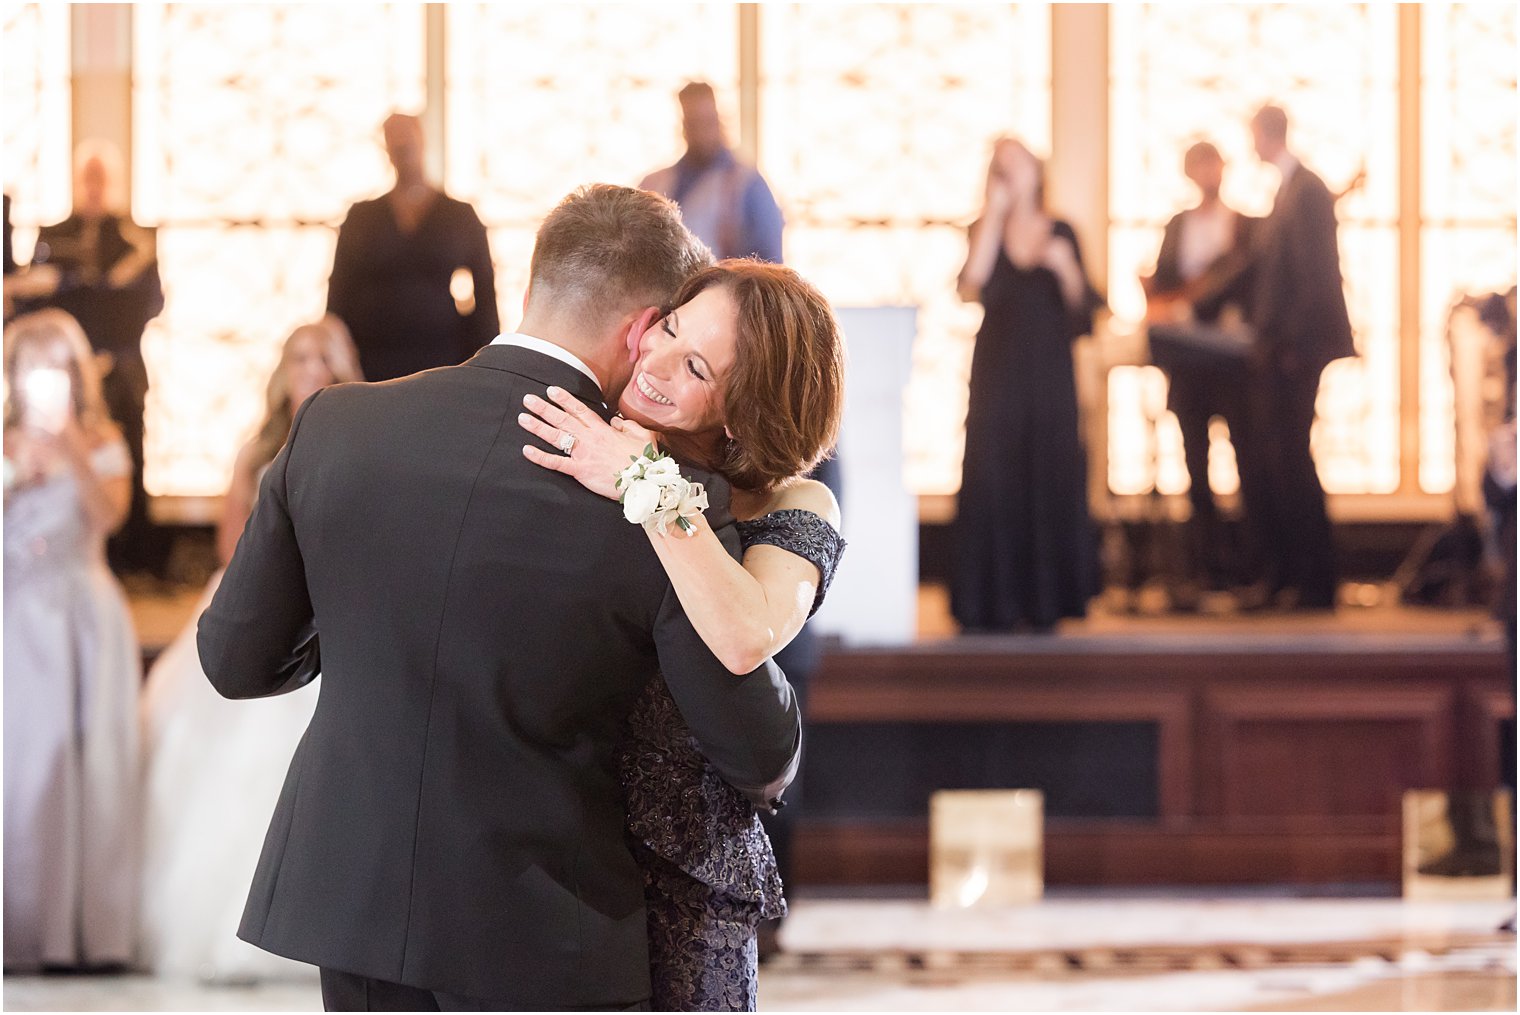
[767,477,841,529]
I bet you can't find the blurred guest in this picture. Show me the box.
[1143,142,1262,595]
[952,138,1101,633]
[641,81,784,263]
[326,112,498,381]
[138,317,361,982]
[3,192,14,276]
[1419,298,1514,884]
[1488,310,1517,936]
[3,308,140,971]
[17,141,165,579]
[1481,290,1517,639]
[1214,105,1357,610]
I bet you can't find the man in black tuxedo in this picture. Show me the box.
[1211,105,1357,609]
[198,185,802,1011]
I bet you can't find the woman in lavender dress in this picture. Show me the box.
[521,261,846,1010]
[3,309,139,971]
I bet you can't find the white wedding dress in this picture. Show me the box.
[138,570,319,982]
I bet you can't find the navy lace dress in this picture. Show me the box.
[619,509,845,1012]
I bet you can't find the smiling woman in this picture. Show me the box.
[518,257,846,1010]
[622,284,739,434]
[647,261,845,494]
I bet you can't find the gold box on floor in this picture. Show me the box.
[1404,789,1515,900]
[930,789,1043,907]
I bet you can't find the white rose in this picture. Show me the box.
[621,478,662,523]
[645,456,681,481]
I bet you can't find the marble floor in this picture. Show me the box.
[5,895,1514,1012]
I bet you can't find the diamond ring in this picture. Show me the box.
[557,431,578,454]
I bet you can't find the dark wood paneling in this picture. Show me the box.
[794,818,1401,886]
[799,636,1509,886]
[1200,686,1454,819]
[1466,684,1517,789]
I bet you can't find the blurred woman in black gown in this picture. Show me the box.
[952,138,1099,633]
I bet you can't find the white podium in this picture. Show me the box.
[810,305,918,646]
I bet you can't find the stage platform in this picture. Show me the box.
[798,594,1514,889]
[127,585,1514,890]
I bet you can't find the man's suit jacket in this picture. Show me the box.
[197,344,801,1007]
[325,193,500,381]
[1202,164,1355,374]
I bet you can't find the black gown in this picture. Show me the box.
[952,220,1099,632]
[325,192,499,382]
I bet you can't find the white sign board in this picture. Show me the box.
[810,305,918,646]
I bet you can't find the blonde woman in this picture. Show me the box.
[139,318,360,982]
[3,308,140,971]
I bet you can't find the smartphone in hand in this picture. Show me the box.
[21,367,72,435]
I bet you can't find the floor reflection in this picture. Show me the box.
[4,896,1512,1012]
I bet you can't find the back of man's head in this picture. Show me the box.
[1252,104,1289,145]
[678,81,717,107]
[527,184,713,334]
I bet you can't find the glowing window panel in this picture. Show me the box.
[131,3,426,496]
[1418,3,1517,496]
[2,3,71,263]
[141,226,336,497]
[1109,3,1401,497]
[760,3,1053,496]
[133,3,426,225]
[445,3,739,323]
[1107,365,1189,498]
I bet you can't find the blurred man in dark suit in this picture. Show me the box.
[1207,105,1357,610]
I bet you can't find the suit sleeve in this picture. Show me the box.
[742,173,785,264]
[1149,214,1184,295]
[325,206,358,326]
[1290,182,1343,333]
[462,204,499,355]
[197,389,324,699]
[650,519,803,811]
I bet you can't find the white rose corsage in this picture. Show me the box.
[616,445,708,536]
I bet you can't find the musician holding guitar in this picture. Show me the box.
[1141,142,1262,601]
[1146,108,1364,612]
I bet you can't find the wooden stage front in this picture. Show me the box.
[795,604,1514,889]
[130,587,1513,890]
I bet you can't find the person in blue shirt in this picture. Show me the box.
[641,82,784,264]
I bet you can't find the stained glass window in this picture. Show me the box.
[1108,4,1402,497]
[761,3,1052,496]
[2,3,71,264]
[445,3,739,326]
[1418,3,1517,496]
[132,2,426,496]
